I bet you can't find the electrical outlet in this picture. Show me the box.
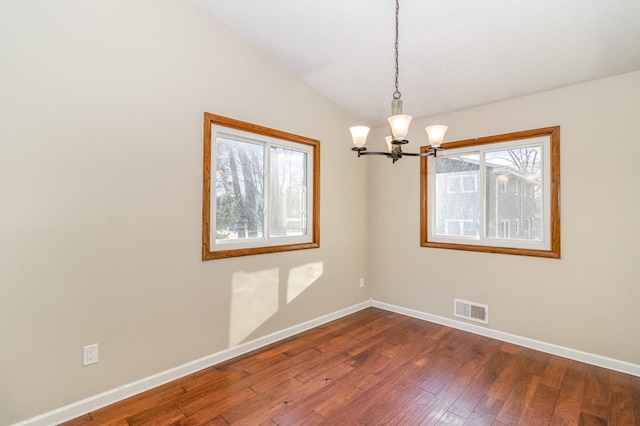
[83,344,99,366]
[359,277,365,288]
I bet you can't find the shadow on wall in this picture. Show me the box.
[229,261,323,346]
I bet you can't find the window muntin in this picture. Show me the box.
[203,114,320,260]
[420,127,560,258]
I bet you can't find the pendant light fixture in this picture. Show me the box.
[350,0,448,163]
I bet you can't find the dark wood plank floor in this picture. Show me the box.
[60,307,640,425]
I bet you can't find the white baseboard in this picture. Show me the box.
[13,300,372,426]
[372,300,640,377]
[15,298,639,425]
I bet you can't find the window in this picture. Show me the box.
[446,174,478,193]
[524,183,534,198]
[445,219,478,237]
[462,174,477,193]
[499,175,508,193]
[420,126,560,258]
[202,113,320,260]
[499,219,511,238]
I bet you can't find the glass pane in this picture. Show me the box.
[215,137,264,241]
[269,147,307,237]
[485,146,542,241]
[434,154,480,237]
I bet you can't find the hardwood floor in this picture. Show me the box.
[60,308,640,425]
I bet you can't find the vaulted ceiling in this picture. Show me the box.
[191,0,640,127]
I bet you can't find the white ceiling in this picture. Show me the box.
[191,0,640,127]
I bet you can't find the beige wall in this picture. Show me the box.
[0,1,370,424]
[3,1,639,423]
[370,70,640,366]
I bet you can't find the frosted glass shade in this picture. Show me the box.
[425,125,448,148]
[349,126,370,148]
[385,135,393,153]
[388,114,412,139]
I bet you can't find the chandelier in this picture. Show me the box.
[350,0,448,163]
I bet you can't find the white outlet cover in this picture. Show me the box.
[83,344,99,366]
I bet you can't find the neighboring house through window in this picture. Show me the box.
[420,126,560,258]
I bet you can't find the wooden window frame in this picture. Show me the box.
[202,113,320,260]
[420,126,560,258]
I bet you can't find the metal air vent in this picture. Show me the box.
[454,299,488,324]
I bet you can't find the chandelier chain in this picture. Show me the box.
[393,0,401,100]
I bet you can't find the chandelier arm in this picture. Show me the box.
[402,147,444,156]
[357,151,393,157]
[400,151,435,157]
